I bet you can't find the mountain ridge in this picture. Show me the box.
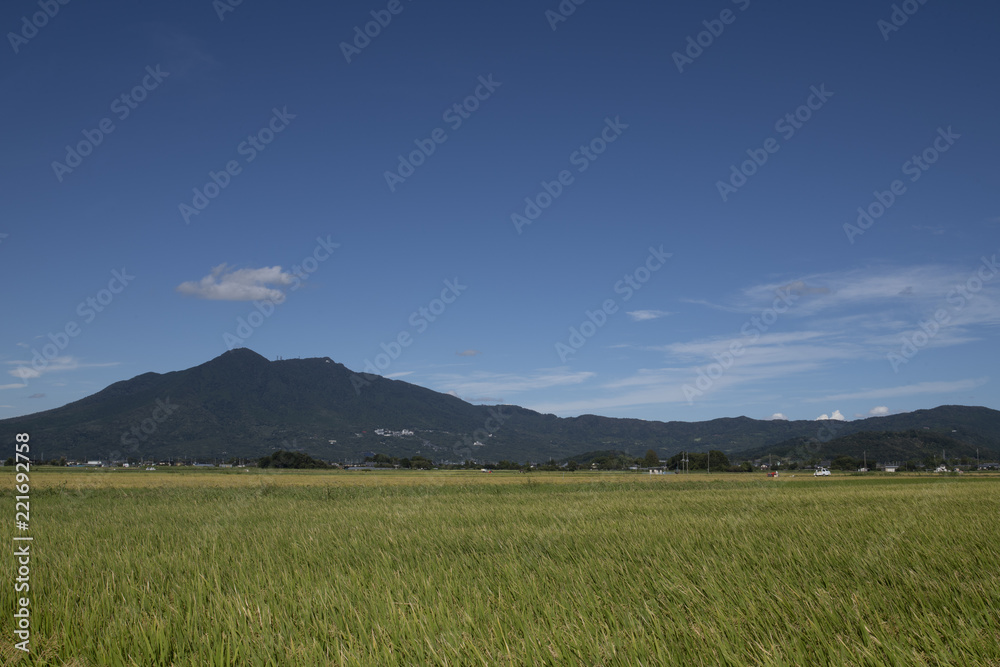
[3,349,999,463]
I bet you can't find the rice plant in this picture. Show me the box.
[2,469,998,666]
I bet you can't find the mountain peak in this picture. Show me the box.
[219,348,269,362]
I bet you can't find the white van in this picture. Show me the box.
[814,467,831,476]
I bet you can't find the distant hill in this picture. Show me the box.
[3,349,999,463]
[744,429,989,464]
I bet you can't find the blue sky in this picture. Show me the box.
[2,0,998,423]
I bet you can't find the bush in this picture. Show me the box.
[258,450,330,469]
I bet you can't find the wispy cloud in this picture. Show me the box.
[444,392,506,404]
[528,261,1000,416]
[691,263,999,325]
[176,264,294,302]
[456,349,481,357]
[627,310,671,322]
[535,330,858,414]
[528,385,689,415]
[431,368,594,397]
[5,357,119,381]
[815,378,989,403]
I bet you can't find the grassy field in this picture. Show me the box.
[2,469,999,666]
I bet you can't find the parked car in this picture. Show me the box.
[814,467,831,476]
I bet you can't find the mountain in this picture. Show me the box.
[4,349,999,463]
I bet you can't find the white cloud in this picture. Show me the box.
[505,262,998,418]
[606,261,1000,412]
[696,263,1000,328]
[432,368,594,397]
[816,378,988,403]
[9,367,39,380]
[652,330,843,362]
[176,264,294,302]
[869,406,890,416]
[536,330,859,415]
[767,413,788,420]
[5,357,119,381]
[627,310,671,322]
[614,331,863,399]
[816,410,846,421]
[528,387,686,416]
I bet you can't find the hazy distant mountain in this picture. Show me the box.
[3,349,999,463]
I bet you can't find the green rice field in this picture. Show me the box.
[2,469,998,666]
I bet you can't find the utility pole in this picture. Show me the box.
[707,450,710,475]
